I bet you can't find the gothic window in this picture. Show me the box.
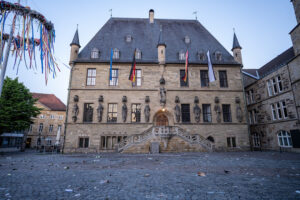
[219,70,228,88]
[113,48,120,59]
[91,48,100,59]
[277,130,292,147]
[184,36,190,44]
[200,70,209,87]
[107,103,118,123]
[49,124,53,133]
[202,104,212,122]
[135,49,142,59]
[109,69,118,86]
[132,69,142,87]
[38,123,43,133]
[227,137,236,147]
[83,103,93,123]
[179,50,185,60]
[181,104,190,123]
[86,68,96,86]
[180,70,189,87]
[79,137,89,148]
[222,104,232,122]
[131,104,141,123]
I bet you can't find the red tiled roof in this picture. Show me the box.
[32,93,66,111]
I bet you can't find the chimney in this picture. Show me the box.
[149,9,154,23]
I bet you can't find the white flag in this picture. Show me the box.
[207,50,216,82]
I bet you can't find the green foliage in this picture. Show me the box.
[0,77,41,134]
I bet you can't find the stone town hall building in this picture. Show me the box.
[63,10,249,153]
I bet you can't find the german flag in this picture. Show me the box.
[129,49,136,82]
[182,50,189,82]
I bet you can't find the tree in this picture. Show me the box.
[0,77,41,134]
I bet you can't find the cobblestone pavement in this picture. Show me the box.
[0,151,300,200]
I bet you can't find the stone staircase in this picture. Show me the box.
[117,126,213,153]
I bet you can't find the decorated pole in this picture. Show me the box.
[0,0,58,97]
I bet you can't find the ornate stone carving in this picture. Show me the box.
[160,87,166,106]
[159,77,165,85]
[193,97,201,123]
[72,95,79,122]
[97,96,104,122]
[122,103,127,122]
[144,104,151,123]
[122,96,127,103]
[145,96,150,103]
[175,96,180,104]
[174,104,181,123]
[235,96,243,122]
[214,96,221,123]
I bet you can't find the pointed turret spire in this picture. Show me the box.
[232,32,241,51]
[157,25,166,47]
[70,25,81,48]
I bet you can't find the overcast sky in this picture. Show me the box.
[3,0,296,104]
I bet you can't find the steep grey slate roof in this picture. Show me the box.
[258,47,294,78]
[70,29,80,48]
[76,17,238,65]
[232,33,242,50]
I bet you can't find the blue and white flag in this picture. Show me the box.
[207,50,216,82]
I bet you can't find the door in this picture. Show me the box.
[155,113,168,126]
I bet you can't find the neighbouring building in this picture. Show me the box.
[64,10,250,153]
[26,93,66,149]
[242,1,300,152]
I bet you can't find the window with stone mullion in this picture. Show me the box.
[181,104,190,123]
[222,104,232,122]
[131,104,141,123]
[200,70,209,87]
[219,71,228,88]
[202,104,212,122]
[107,103,118,123]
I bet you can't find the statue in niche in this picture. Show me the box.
[144,104,151,123]
[122,103,127,122]
[174,104,181,123]
[72,103,79,122]
[97,103,104,122]
[160,87,166,105]
[214,104,221,123]
[193,104,201,123]
[236,106,243,122]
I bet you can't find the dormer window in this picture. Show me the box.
[197,51,206,61]
[135,49,142,59]
[179,50,185,60]
[125,35,132,43]
[113,48,120,59]
[215,51,222,61]
[184,36,191,44]
[91,48,99,59]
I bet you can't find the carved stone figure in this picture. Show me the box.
[160,87,166,105]
[72,103,79,122]
[236,106,243,122]
[97,103,104,122]
[144,104,151,123]
[214,104,221,123]
[194,96,199,104]
[122,103,127,122]
[174,104,181,123]
[193,104,201,123]
[175,96,180,103]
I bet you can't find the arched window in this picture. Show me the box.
[135,49,142,59]
[179,50,185,60]
[252,133,260,147]
[215,51,222,61]
[184,36,191,44]
[113,48,120,59]
[277,130,292,147]
[91,48,99,59]
[207,136,214,143]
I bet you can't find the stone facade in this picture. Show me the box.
[27,97,66,149]
[63,11,249,153]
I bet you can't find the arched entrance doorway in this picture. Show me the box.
[155,113,169,126]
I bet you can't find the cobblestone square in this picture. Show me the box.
[0,151,300,200]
